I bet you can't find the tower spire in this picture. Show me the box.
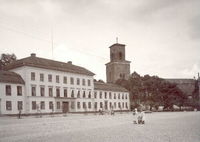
[116,37,118,44]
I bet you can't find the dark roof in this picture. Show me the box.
[94,82,128,92]
[165,79,195,96]
[109,43,125,48]
[3,54,95,76]
[0,71,25,84]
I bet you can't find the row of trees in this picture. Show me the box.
[116,72,190,111]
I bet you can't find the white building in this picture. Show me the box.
[0,53,130,115]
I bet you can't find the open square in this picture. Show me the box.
[0,112,200,142]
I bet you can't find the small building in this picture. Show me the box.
[166,79,196,99]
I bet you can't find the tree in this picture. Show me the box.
[116,72,188,111]
[0,53,17,70]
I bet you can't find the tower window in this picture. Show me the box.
[119,52,122,60]
[111,53,114,61]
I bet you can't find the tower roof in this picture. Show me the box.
[109,43,125,48]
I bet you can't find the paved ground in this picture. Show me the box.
[0,112,200,142]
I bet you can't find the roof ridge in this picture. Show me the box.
[4,55,95,76]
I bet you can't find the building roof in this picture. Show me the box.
[3,54,95,76]
[94,82,129,92]
[0,71,25,84]
[109,43,125,48]
[166,79,195,96]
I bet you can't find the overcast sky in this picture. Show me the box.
[0,0,199,81]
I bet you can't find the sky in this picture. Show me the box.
[0,0,199,81]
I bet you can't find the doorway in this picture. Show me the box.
[62,102,69,113]
[104,101,108,110]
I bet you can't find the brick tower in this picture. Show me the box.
[106,43,131,83]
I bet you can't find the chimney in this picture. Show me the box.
[68,61,72,64]
[31,53,36,57]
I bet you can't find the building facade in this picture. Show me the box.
[0,52,130,115]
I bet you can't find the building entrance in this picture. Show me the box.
[104,101,108,110]
[62,102,69,113]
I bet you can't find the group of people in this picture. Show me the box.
[133,108,145,124]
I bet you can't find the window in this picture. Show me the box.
[94,91,97,98]
[63,76,67,84]
[49,87,53,97]
[71,90,74,98]
[6,85,11,96]
[77,91,80,98]
[83,102,86,109]
[83,91,86,98]
[82,79,85,86]
[119,52,122,60]
[88,79,91,86]
[17,86,22,96]
[77,78,80,85]
[110,102,112,109]
[18,101,23,110]
[118,102,121,109]
[32,101,36,110]
[88,102,91,109]
[114,102,116,108]
[56,88,60,97]
[100,102,103,108]
[118,93,120,99]
[31,72,35,81]
[70,77,74,85]
[125,94,128,99]
[126,102,128,108]
[6,101,12,110]
[114,93,116,99]
[105,92,107,99]
[48,74,52,82]
[122,94,124,99]
[122,102,124,108]
[32,86,36,96]
[40,73,44,82]
[57,102,60,109]
[77,102,80,109]
[88,91,91,98]
[94,102,97,110]
[64,89,67,97]
[100,92,102,99]
[40,101,45,110]
[49,102,53,110]
[56,75,59,83]
[109,92,112,99]
[40,86,45,96]
[71,102,75,109]
[111,53,114,61]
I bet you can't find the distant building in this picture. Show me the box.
[0,51,130,115]
[166,79,196,99]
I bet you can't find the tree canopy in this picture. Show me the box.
[0,53,17,70]
[116,72,188,111]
